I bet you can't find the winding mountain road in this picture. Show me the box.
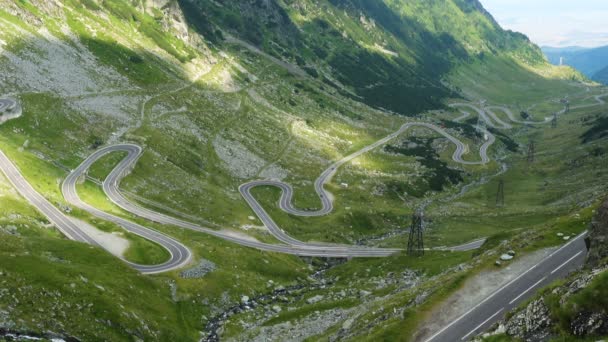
[450,103,512,129]
[240,121,494,248]
[64,144,403,258]
[2,91,607,340]
[0,98,497,273]
[4,91,605,279]
[487,93,608,126]
[67,120,495,260]
[424,93,608,341]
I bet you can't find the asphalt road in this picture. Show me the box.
[423,233,588,342]
[61,144,192,274]
[70,144,403,258]
[240,121,495,249]
[422,96,608,340]
[474,93,608,127]
[66,120,494,259]
[0,149,98,245]
[450,103,512,129]
[0,98,22,124]
[3,94,604,279]
[0,110,497,273]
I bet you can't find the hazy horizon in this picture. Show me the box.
[480,0,608,48]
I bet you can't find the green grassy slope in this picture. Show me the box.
[0,0,606,340]
[180,0,569,115]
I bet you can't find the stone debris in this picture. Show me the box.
[306,295,324,305]
[180,259,216,279]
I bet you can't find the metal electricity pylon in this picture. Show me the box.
[407,211,424,257]
[496,179,505,207]
[527,140,536,164]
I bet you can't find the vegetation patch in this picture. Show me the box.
[581,116,608,143]
[487,127,519,152]
[384,138,463,196]
[441,119,482,140]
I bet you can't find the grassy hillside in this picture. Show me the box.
[0,0,606,340]
[180,0,554,115]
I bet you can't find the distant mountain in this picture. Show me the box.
[594,65,608,85]
[542,45,608,84]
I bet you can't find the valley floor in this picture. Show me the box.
[0,1,607,340]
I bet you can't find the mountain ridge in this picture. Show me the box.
[176,0,553,114]
[0,0,604,341]
[542,45,608,84]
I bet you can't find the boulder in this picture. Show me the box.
[571,311,608,337]
[500,254,514,261]
[505,298,552,341]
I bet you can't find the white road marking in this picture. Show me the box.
[509,276,547,305]
[547,232,586,258]
[423,231,587,342]
[551,251,583,275]
[460,308,504,341]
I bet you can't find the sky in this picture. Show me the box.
[479,0,608,48]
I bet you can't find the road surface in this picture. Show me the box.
[65,144,403,258]
[63,120,496,260]
[474,93,608,127]
[0,98,14,112]
[61,145,193,274]
[450,103,512,129]
[240,121,495,248]
[423,233,587,342]
[422,94,608,340]
[3,93,604,278]
[0,102,508,271]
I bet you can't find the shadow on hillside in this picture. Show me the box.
[176,0,467,115]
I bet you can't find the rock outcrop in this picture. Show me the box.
[587,198,608,267]
[504,298,553,341]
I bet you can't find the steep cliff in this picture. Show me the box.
[587,199,608,267]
